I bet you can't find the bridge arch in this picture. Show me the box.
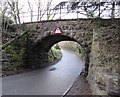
[25,34,90,74]
[24,19,93,74]
[35,34,78,52]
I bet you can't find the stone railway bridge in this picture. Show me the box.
[22,19,119,95]
[23,19,119,77]
[2,18,119,95]
[23,19,93,73]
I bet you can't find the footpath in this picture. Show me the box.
[64,74,92,96]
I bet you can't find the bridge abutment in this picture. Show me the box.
[87,19,119,95]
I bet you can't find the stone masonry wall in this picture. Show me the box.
[87,19,120,96]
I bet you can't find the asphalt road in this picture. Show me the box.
[2,50,85,95]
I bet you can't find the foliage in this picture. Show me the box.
[48,47,62,63]
[77,45,86,58]
[2,31,27,49]
[54,44,60,50]
[58,41,77,52]
[58,41,86,60]
[2,32,28,71]
[51,47,62,59]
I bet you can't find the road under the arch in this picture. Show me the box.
[2,50,85,95]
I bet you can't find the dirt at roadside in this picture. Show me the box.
[64,74,92,96]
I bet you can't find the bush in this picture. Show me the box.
[54,44,60,50]
[48,47,62,63]
[2,34,27,71]
[52,47,61,59]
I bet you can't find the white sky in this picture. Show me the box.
[19,0,67,12]
[17,0,119,22]
[18,0,82,22]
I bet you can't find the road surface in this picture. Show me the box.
[2,50,85,95]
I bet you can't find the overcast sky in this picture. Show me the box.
[1,0,119,22]
[19,0,67,12]
[18,0,81,22]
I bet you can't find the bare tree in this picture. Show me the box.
[52,2,68,19]
[35,0,58,21]
[28,0,33,22]
[27,0,54,21]
[75,2,106,18]
[0,1,10,31]
[16,1,21,24]
[7,0,21,24]
[68,1,118,18]
[8,0,17,24]
[111,2,115,18]
[34,0,42,21]
[46,0,53,20]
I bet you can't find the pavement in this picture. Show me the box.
[64,74,92,96]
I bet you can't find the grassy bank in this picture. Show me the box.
[48,46,62,64]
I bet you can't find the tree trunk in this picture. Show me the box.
[16,2,21,24]
[111,2,115,18]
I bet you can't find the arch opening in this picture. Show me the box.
[35,34,77,52]
[26,34,90,75]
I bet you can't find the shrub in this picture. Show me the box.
[48,47,62,63]
[54,44,60,50]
